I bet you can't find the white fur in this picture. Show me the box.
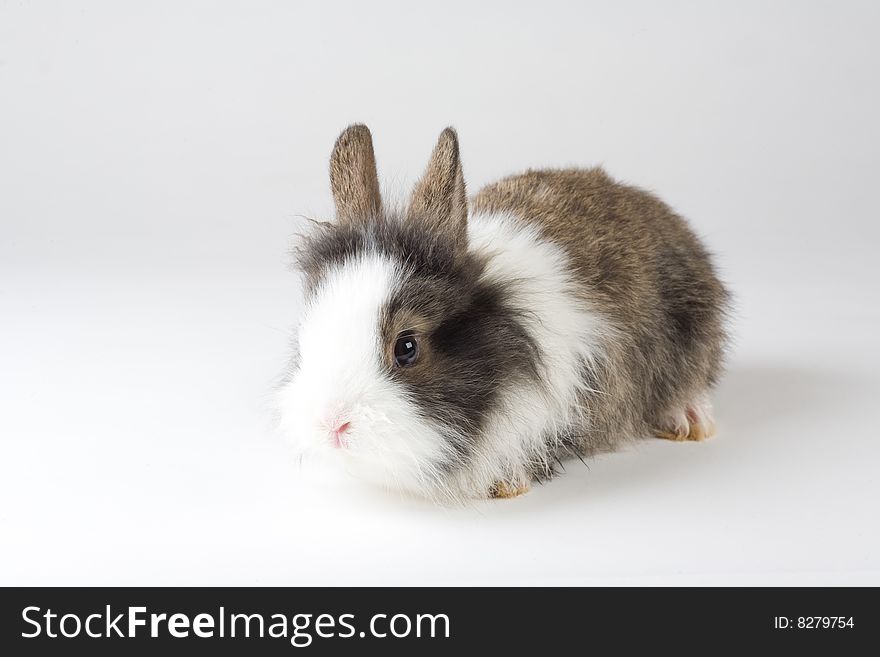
[451,211,611,495]
[276,253,457,496]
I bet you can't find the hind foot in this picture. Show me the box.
[655,395,715,442]
[489,481,530,499]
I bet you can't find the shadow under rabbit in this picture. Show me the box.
[477,362,872,514]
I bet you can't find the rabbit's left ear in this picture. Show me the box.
[408,128,468,250]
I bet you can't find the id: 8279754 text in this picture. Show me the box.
[774,617,854,629]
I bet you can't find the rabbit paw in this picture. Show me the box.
[655,395,715,442]
[489,481,530,499]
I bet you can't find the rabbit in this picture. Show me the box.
[277,124,730,503]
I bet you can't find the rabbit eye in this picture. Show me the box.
[393,332,419,367]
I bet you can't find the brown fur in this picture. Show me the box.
[408,127,469,251]
[329,124,383,223]
[472,169,730,455]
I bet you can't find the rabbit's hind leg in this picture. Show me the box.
[654,393,716,442]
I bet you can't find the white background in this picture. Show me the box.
[2,1,878,585]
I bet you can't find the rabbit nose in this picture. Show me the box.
[329,420,351,449]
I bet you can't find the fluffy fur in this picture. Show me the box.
[277,125,730,502]
[278,252,459,494]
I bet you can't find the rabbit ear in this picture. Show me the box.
[329,124,383,224]
[408,128,468,249]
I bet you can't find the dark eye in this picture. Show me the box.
[393,332,419,367]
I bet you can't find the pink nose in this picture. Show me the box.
[330,421,351,448]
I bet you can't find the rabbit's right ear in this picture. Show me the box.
[329,124,383,224]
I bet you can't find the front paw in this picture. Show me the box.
[489,481,530,499]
